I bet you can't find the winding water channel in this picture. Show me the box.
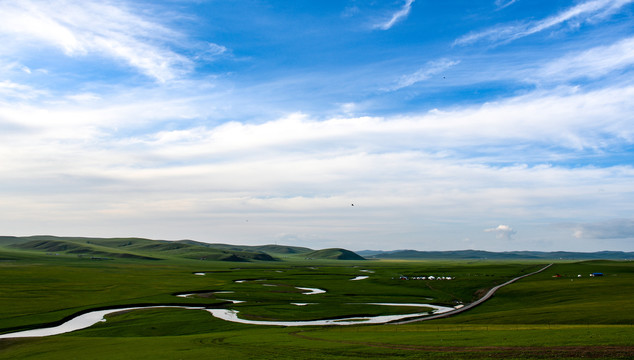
[0,264,552,339]
[0,306,204,339]
[0,280,450,338]
[0,303,454,338]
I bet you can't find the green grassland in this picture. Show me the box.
[0,238,632,359]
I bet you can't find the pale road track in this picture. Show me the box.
[393,263,554,325]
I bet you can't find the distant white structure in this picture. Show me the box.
[398,275,454,281]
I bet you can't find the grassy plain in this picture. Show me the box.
[0,246,633,359]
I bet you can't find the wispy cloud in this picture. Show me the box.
[119,85,634,159]
[571,219,634,239]
[0,0,632,250]
[373,0,415,30]
[495,0,518,10]
[0,0,198,82]
[534,36,634,82]
[3,81,632,169]
[455,0,634,46]
[390,59,460,90]
[485,225,517,240]
[0,80,46,100]
[1,80,633,247]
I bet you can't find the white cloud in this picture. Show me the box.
[3,81,633,171]
[194,42,228,62]
[65,93,102,103]
[373,0,415,30]
[0,0,195,82]
[0,1,632,251]
[391,59,460,90]
[495,0,518,10]
[124,86,634,159]
[342,5,360,18]
[455,0,634,46]
[484,225,517,240]
[0,71,633,249]
[534,36,634,82]
[0,80,47,100]
[572,219,634,239]
[206,43,228,57]
[339,102,357,115]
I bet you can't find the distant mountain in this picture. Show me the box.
[10,238,161,260]
[363,249,634,260]
[0,236,32,246]
[6,236,276,262]
[12,235,628,261]
[251,244,313,254]
[177,241,312,255]
[0,236,364,262]
[355,250,383,256]
[356,249,401,257]
[304,248,366,260]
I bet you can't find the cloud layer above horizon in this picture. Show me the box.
[0,0,633,251]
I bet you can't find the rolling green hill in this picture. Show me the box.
[5,236,630,262]
[177,241,312,255]
[250,244,313,254]
[0,236,365,262]
[304,248,366,260]
[0,236,32,246]
[6,236,275,262]
[10,238,160,260]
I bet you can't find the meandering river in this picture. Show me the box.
[0,302,454,338]
[0,264,552,338]
[0,276,453,338]
[0,306,205,339]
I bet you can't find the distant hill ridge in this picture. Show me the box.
[304,248,366,260]
[4,236,630,261]
[177,240,313,255]
[358,249,634,260]
[0,236,363,262]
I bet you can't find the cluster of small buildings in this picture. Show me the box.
[398,275,453,280]
[553,272,604,278]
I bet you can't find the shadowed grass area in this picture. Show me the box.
[1,322,632,359]
[304,324,634,347]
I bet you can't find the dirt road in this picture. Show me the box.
[393,263,553,324]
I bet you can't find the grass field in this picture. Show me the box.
[1,245,632,359]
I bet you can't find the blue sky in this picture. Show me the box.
[1,0,633,251]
